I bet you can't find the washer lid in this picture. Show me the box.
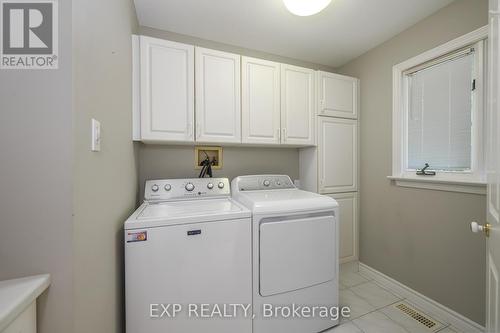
[125,198,250,230]
[234,189,337,215]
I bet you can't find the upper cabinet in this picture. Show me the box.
[241,57,281,145]
[134,35,354,148]
[195,47,241,144]
[281,64,315,145]
[317,71,358,119]
[139,36,194,142]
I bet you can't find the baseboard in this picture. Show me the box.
[358,262,484,333]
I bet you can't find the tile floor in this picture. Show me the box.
[325,262,462,333]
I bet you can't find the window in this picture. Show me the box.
[391,27,488,194]
[407,48,475,172]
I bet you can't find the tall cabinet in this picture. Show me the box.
[300,71,360,263]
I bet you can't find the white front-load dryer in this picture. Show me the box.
[232,175,339,333]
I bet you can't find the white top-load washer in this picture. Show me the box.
[125,178,252,333]
[232,175,339,333]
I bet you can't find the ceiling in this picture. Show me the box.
[133,0,455,68]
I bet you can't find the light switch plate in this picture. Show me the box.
[91,118,101,152]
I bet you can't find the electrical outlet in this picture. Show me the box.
[91,118,101,152]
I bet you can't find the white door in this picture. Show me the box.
[140,36,194,142]
[281,64,315,146]
[318,117,358,193]
[328,192,358,263]
[317,71,358,119]
[241,57,281,144]
[486,3,500,332]
[195,47,241,143]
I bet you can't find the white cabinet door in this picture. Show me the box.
[328,192,358,263]
[281,64,315,146]
[319,117,358,193]
[317,71,358,119]
[241,57,281,144]
[196,47,241,143]
[140,36,194,142]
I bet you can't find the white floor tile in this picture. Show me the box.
[324,321,363,333]
[350,281,401,308]
[340,289,377,319]
[353,311,408,333]
[340,270,370,288]
[380,303,446,333]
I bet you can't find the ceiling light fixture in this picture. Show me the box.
[283,0,332,16]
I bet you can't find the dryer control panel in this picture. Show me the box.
[144,178,230,201]
[232,175,295,192]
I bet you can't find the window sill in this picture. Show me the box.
[387,176,486,195]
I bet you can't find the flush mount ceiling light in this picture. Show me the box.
[283,0,332,16]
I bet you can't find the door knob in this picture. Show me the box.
[470,221,491,237]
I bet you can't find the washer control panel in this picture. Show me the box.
[144,178,230,201]
[234,175,295,191]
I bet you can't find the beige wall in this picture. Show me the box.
[0,1,74,332]
[139,26,336,72]
[138,145,299,198]
[72,0,139,332]
[337,0,488,325]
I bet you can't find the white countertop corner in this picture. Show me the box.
[0,274,51,331]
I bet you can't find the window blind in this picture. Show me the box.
[407,52,474,172]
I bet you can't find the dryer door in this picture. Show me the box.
[259,214,336,296]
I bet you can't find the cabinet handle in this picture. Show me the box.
[187,123,193,139]
[196,124,201,139]
[282,128,287,142]
[277,128,281,141]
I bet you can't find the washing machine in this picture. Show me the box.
[232,175,339,333]
[125,178,252,333]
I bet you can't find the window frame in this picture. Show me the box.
[390,26,488,194]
